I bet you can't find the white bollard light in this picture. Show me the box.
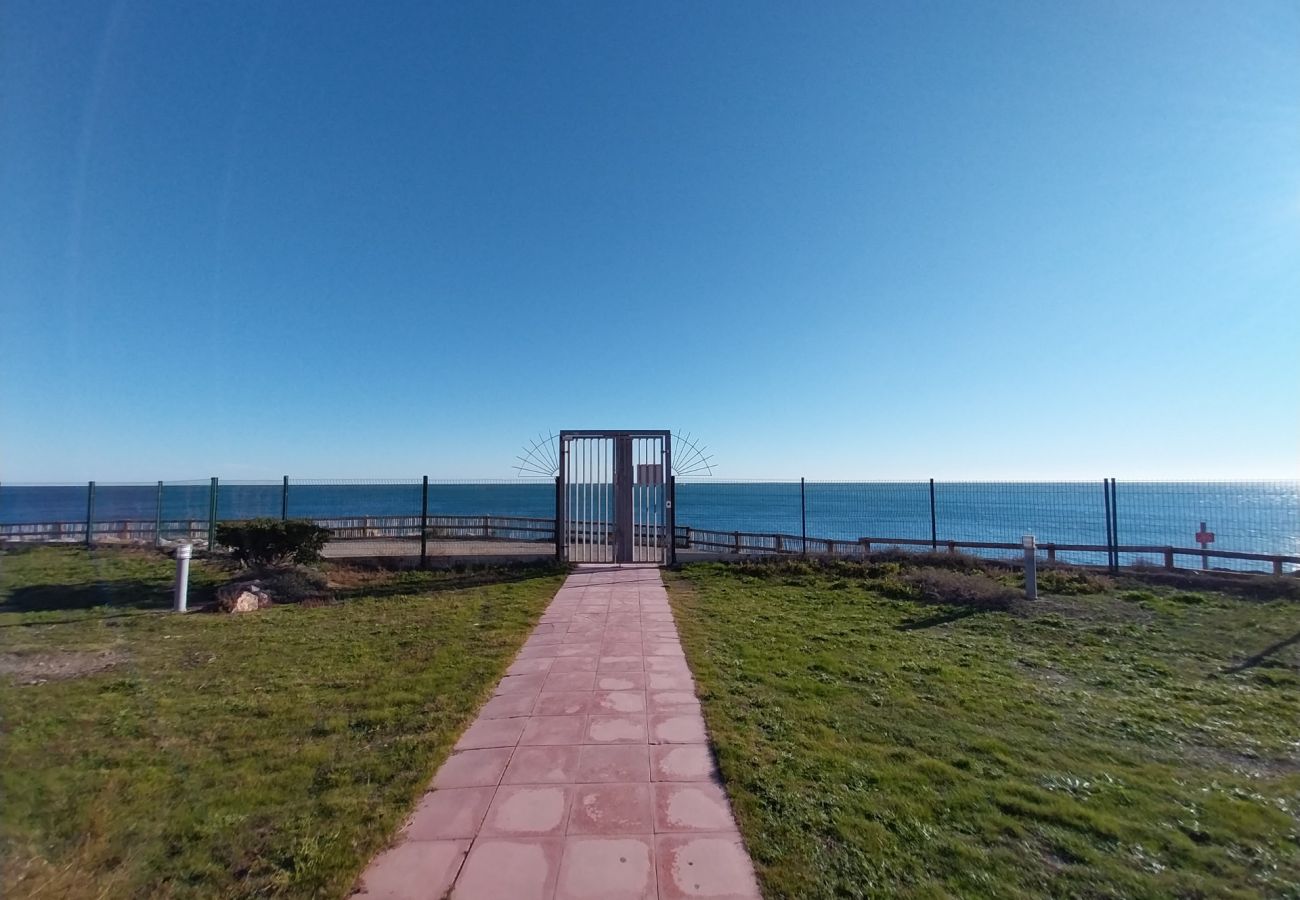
[1022,533,1037,600]
[174,543,192,612]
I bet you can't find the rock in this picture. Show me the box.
[215,580,273,613]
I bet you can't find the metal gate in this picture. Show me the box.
[559,430,673,564]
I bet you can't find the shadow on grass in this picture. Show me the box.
[1222,629,1300,674]
[0,558,566,616]
[330,565,566,602]
[0,579,217,615]
[895,607,983,630]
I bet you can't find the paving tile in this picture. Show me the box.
[645,657,691,674]
[647,691,700,713]
[601,642,645,656]
[433,747,513,789]
[575,745,651,783]
[650,745,720,783]
[525,633,565,645]
[480,784,573,837]
[532,691,593,716]
[644,642,685,657]
[650,712,709,744]
[452,837,563,900]
[520,715,588,746]
[549,656,599,673]
[585,715,648,745]
[655,833,760,900]
[590,690,646,715]
[359,567,758,900]
[455,717,526,750]
[355,838,469,899]
[652,784,738,833]
[544,671,597,692]
[508,657,555,676]
[555,835,656,900]
[596,672,647,691]
[403,787,496,840]
[496,673,547,695]
[597,656,644,672]
[480,693,539,719]
[555,643,602,658]
[568,783,653,835]
[502,745,582,784]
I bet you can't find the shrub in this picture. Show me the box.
[905,568,1019,610]
[1036,568,1113,595]
[214,519,332,568]
[260,566,331,603]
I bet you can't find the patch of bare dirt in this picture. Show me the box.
[0,649,127,684]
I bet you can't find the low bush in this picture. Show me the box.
[214,518,332,568]
[1035,567,1113,595]
[905,568,1019,610]
[260,566,331,603]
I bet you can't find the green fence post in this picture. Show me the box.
[154,481,164,547]
[800,477,807,557]
[282,475,289,521]
[86,481,96,549]
[554,476,564,563]
[929,478,938,551]
[420,476,429,569]
[208,477,219,554]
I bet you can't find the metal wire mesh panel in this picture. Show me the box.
[2,475,1296,572]
[804,481,933,555]
[158,481,213,544]
[216,481,284,521]
[285,479,423,558]
[673,480,803,554]
[934,481,1109,564]
[1111,481,1300,570]
[90,483,163,544]
[0,483,92,543]
[423,480,556,550]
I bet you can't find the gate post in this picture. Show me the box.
[555,476,563,562]
[667,475,677,566]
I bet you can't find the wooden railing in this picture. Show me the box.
[0,515,556,546]
[673,527,1300,575]
[4,516,1296,573]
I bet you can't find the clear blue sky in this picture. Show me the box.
[2,1,1297,482]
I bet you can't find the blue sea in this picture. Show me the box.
[2,480,1297,569]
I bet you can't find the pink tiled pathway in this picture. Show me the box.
[354,565,761,900]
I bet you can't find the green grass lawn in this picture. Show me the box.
[667,558,1300,900]
[0,546,565,899]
